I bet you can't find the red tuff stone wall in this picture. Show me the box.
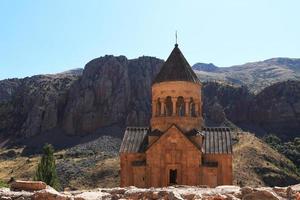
[145,126,201,187]
[201,166,218,187]
[120,153,146,187]
[203,154,233,185]
[151,81,203,132]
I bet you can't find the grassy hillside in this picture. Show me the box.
[233,132,300,187]
[0,132,299,190]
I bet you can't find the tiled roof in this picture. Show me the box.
[119,127,149,153]
[119,126,233,155]
[203,127,233,154]
[153,44,201,84]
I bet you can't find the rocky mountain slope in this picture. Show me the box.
[0,56,300,144]
[248,80,300,139]
[233,133,300,187]
[193,57,300,93]
[203,81,300,139]
[0,73,80,140]
[62,55,163,136]
[0,55,164,143]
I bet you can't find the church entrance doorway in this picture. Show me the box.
[166,164,181,186]
[169,169,177,185]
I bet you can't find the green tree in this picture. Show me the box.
[263,134,282,150]
[264,134,300,172]
[34,144,60,190]
[0,180,8,188]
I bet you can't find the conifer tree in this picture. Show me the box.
[34,144,60,190]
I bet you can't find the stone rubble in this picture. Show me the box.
[0,183,299,200]
[10,181,47,192]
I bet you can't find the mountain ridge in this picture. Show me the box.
[0,55,299,144]
[0,55,300,190]
[192,57,300,93]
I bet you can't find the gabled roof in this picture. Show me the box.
[153,44,201,84]
[119,127,149,153]
[145,124,202,153]
[203,127,233,154]
[119,126,233,155]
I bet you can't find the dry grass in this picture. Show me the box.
[0,133,299,189]
[233,132,300,187]
[0,155,38,181]
[66,157,120,190]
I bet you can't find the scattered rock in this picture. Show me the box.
[2,183,300,199]
[168,191,184,200]
[242,189,280,200]
[74,191,110,200]
[240,186,253,196]
[291,184,300,192]
[32,188,69,200]
[0,150,18,160]
[0,197,12,200]
[10,181,47,192]
[296,192,300,200]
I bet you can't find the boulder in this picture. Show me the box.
[296,192,300,200]
[272,186,287,198]
[240,186,253,197]
[201,195,228,200]
[0,197,12,200]
[2,184,300,200]
[292,184,300,192]
[242,190,280,200]
[74,191,110,200]
[32,189,69,200]
[167,191,184,200]
[0,187,32,199]
[10,181,47,192]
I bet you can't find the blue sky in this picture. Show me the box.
[0,0,300,80]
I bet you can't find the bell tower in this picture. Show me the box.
[150,44,203,133]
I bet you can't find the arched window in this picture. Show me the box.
[156,98,161,116]
[165,96,173,116]
[190,98,196,117]
[176,96,185,117]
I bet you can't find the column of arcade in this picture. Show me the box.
[152,96,201,118]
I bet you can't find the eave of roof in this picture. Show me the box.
[145,124,202,153]
[119,127,149,153]
[203,127,233,154]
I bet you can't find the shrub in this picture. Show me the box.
[264,134,300,172]
[0,180,8,188]
[34,144,60,190]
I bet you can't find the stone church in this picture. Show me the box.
[119,43,233,188]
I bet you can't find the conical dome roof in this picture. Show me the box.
[153,44,200,84]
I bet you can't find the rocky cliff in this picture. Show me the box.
[249,80,300,139]
[202,80,300,139]
[62,55,163,136]
[0,56,300,143]
[0,56,164,146]
[0,73,80,139]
